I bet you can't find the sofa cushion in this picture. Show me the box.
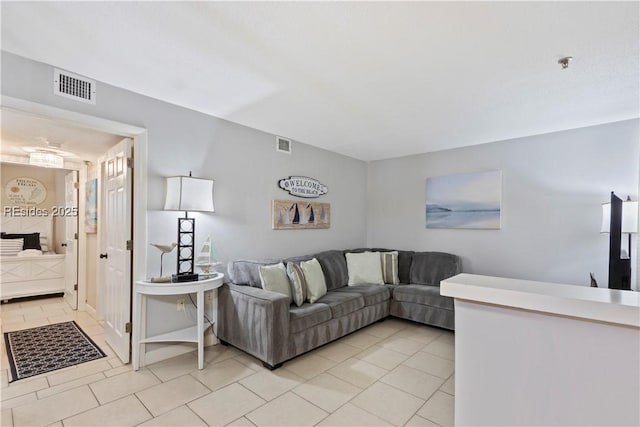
[301,258,327,303]
[346,252,384,285]
[333,285,390,306]
[283,254,313,265]
[229,259,279,288]
[345,247,393,254]
[314,250,349,290]
[397,250,414,284]
[393,284,454,310]
[315,291,364,318]
[289,304,332,334]
[259,262,292,304]
[409,252,461,286]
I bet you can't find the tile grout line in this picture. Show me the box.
[4,301,455,427]
[131,392,154,424]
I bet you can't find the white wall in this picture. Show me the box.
[2,51,368,355]
[1,52,367,269]
[368,119,639,287]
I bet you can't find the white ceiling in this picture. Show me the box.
[2,2,638,161]
[1,108,123,162]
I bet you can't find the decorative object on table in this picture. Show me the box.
[164,173,214,275]
[601,192,636,290]
[3,321,106,382]
[150,242,177,281]
[426,170,502,229]
[85,178,98,233]
[272,199,330,230]
[589,273,598,288]
[196,235,222,276]
[4,177,47,206]
[278,176,328,198]
[171,273,199,282]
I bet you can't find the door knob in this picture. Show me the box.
[61,243,67,247]
[99,253,108,259]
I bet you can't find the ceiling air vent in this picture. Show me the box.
[276,136,291,154]
[53,68,96,104]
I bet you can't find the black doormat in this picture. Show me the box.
[3,321,106,382]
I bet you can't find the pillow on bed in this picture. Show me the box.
[39,236,49,253]
[0,238,24,256]
[17,249,43,257]
[1,233,41,250]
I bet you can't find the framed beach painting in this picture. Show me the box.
[272,200,330,230]
[85,179,97,233]
[426,170,501,229]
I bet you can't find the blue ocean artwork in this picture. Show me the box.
[426,171,501,229]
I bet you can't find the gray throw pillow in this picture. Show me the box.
[259,262,292,303]
[286,263,307,307]
[300,258,327,303]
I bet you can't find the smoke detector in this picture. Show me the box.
[558,56,573,69]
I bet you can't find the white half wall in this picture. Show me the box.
[367,119,640,287]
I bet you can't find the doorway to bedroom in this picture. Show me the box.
[1,101,147,364]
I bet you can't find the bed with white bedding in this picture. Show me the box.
[1,216,65,301]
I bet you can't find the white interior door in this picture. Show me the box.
[64,171,78,310]
[102,138,133,363]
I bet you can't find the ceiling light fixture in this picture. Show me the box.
[558,56,573,69]
[29,151,64,168]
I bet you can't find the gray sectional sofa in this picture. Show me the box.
[218,248,461,369]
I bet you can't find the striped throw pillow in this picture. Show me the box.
[0,238,24,256]
[380,251,399,285]
[286,263,307,307]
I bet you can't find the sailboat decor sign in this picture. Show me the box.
[278,176,328,198]
[272,200,331,230]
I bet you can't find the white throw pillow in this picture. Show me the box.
[286,263,307,307]
[259,262,292,304]
[346,251,384,285]
[300,258,327,303]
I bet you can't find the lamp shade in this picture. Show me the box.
[164,176,214,212]
[601,199,638,233]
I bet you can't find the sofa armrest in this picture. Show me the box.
[218,283,290,367]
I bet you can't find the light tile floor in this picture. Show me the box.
[1,296,455,426]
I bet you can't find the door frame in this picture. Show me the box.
[1,95,148,314]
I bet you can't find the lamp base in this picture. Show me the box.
[177,216,195,274]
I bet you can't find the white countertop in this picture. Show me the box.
[441,273,640,328]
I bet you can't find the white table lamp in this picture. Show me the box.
[164,173,214,275]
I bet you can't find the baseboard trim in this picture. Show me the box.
[84,304,98,320]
